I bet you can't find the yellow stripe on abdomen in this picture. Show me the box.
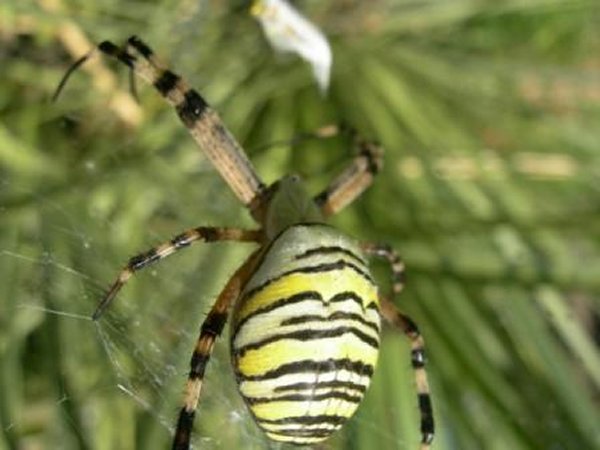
[236,267,378,324]
[237,334,379,377]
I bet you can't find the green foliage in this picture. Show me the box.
[1,1,599,449]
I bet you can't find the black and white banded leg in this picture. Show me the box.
[249,122,383,218]
[54,36,267,212]
[314,129,383,217]
[93,227,261,319]
[363,243,435,450]
[173,249,262,450]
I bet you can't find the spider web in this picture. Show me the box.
[3,163,417,450]
[5,174,258,448]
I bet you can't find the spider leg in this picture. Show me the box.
[314,127,383,216]
[362,242,406,295]
[362,243,434,450]
[52,51,95,102]
[379,299,434,450]
[97,36,267,210]
[93,227,261,319]
[173,248,263,450]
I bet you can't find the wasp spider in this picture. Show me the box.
[57,36,434,449]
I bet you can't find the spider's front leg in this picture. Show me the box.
[173,248,263,450]
[363,243,435,450]
[314,129,383,217]
[93,227,261,319]
[99,36,267,208]
[54,35,268,212]
[251,123,382,217]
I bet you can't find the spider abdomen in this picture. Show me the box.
[231,223,381,444]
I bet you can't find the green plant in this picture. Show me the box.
[1,1,599,449]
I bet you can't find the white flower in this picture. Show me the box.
[251,0,332,93]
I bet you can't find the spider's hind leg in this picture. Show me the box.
[379,298,435,450]
[363,242,435,450]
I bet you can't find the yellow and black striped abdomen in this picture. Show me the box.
[231,224,380,444]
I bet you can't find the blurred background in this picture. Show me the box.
[1,1,600,449]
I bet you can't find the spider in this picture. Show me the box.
[56,36,434,450]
